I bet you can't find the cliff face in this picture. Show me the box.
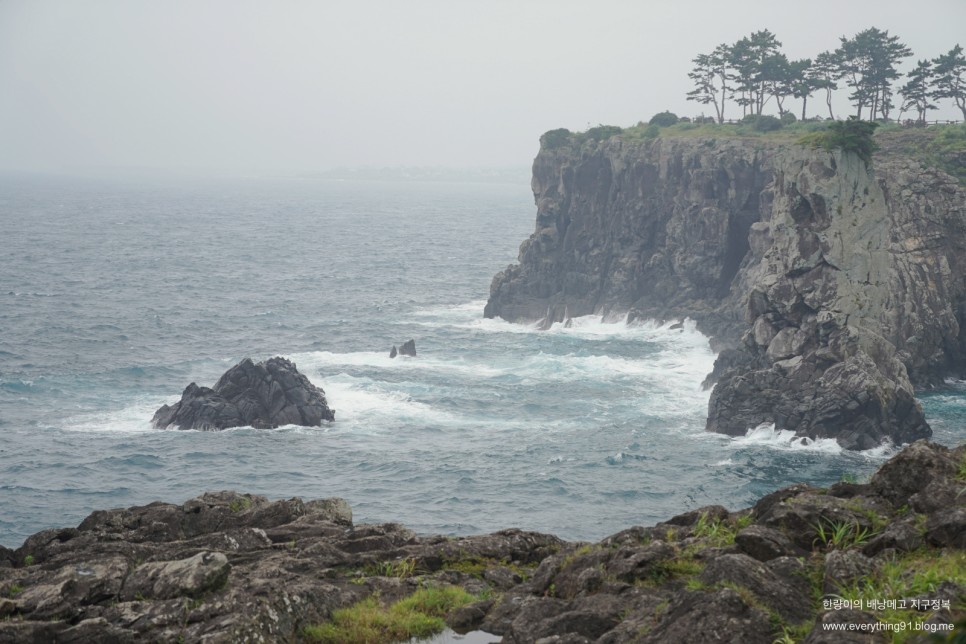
[485,134,966,449]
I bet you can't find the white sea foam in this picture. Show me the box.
[291,350,505,378]
[60,398,167,433]
[411,300,489,318]
[729,423,844,454]
[318,375,460,428]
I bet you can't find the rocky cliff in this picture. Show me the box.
[485,132,966,449]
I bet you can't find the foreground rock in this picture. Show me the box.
[485,129,966,448]
[151,357,335,430]
[1,441,963,642]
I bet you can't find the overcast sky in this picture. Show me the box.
[1,1,964,175]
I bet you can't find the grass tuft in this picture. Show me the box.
[303,586,478,644]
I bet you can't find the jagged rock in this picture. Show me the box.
[699,553,812,623]
[485,132,966,448]
[756,492,874,551]
[13,555,130,620]
[925,508,966,548]
[823,550,878,594]
[735,524,806,561]
[389,340,416,358]
[861,516,923,556]
[641,588,774,644]
[151,357,334,430]
[607,541,676,583]
[661,504,729,526]
[120,552,229,601]
[447,599,495,631]
[869,440,961,508]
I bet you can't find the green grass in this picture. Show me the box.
[635,556,706,588]
[228,497,252,513]
[812,518,876,550]
[303,586,478,644]
[685,511,753,552]
[559,543,596,569]
[439,555,534,582]
[542,120,966,185]
[911,123,966,184]
[832,549,966,642]
[365,557,418,579]
[691,512,745,548]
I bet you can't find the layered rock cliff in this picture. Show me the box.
[485,132,966,449]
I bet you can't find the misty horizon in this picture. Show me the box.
[2,1,964,177]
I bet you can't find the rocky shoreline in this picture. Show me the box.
[1,440,963,643]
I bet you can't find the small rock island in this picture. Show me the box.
[151,357,335,430]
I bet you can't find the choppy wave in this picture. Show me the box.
[730,423,845,454]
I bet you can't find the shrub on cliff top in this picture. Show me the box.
[799,117,880,164]
[584,124,624,142]
[742,113,783,132]
[540,128,573,150]
[649,111,679,127]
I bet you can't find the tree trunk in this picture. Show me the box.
[801,97,808,121]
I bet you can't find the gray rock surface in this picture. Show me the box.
[151,357,334,430]
[485,131,966,448]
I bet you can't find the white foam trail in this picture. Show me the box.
[414,302,713,346]
[290,350,505,378]
[60,397,168,433]
[856,439,899,460]
[411,300,489,318]
[730,423,844,454]
[318,376,459,427]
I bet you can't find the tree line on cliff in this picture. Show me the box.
[687,28,965,124]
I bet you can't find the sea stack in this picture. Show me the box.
[151,356,335,430]
[389,339,417,358]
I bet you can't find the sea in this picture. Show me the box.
[2,171,964,549]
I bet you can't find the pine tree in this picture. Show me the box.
[932,45,966,121]
[728,30,783,116]
[686,43,731,123]
[899,60,937,124]
[835,28,911,120]
[811,51,841,119]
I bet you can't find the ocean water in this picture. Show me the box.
[1,172,964,548]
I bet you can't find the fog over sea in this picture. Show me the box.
[2,172,964,548]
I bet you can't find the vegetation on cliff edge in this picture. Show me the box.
[541,120,966,184]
